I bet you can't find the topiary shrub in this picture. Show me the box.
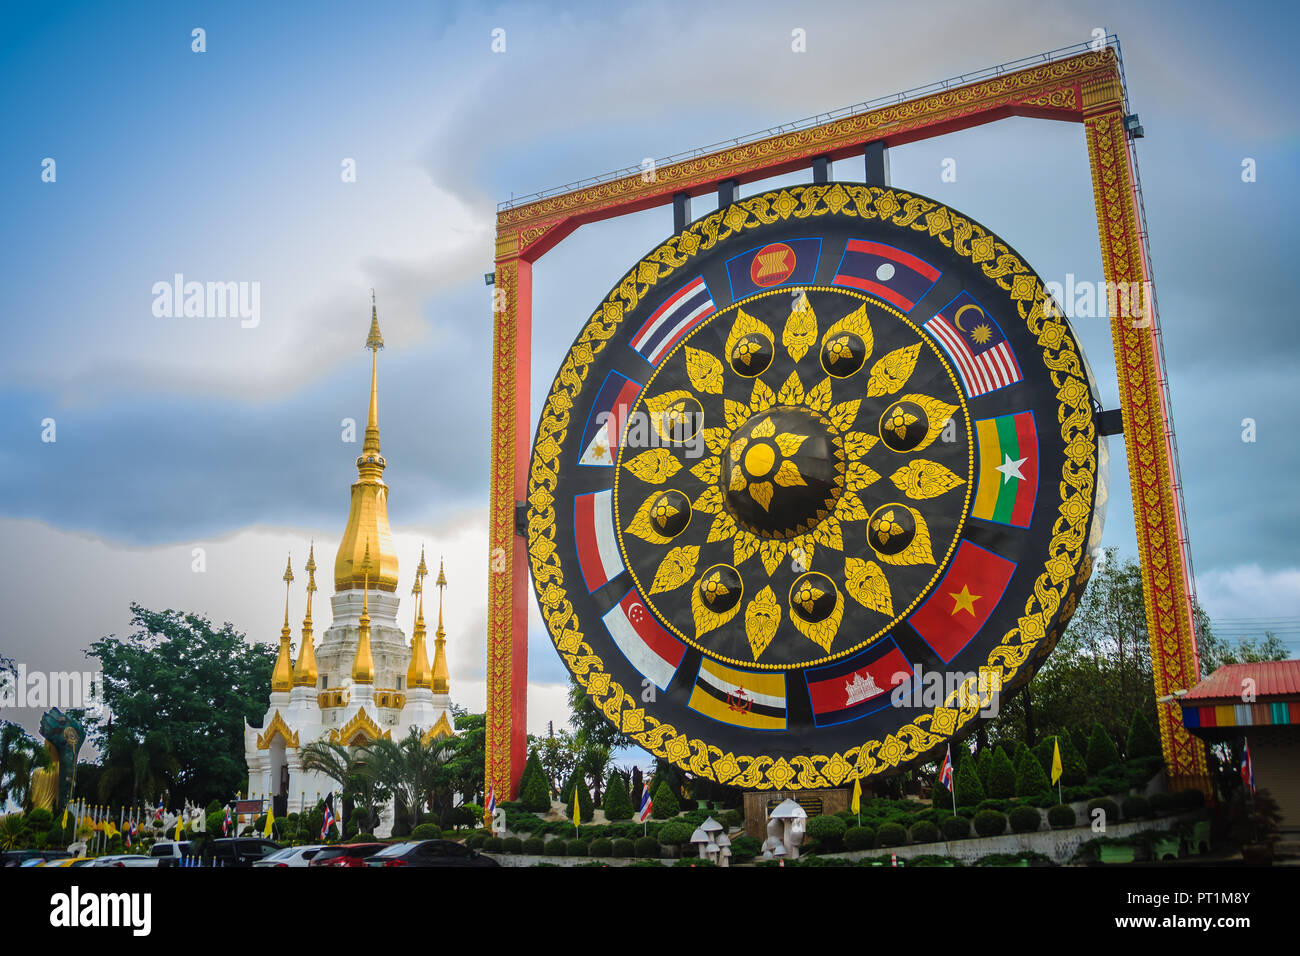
[941,815,971,840]
[411,823,442,840]
[657,822,692,848]
[501,836,523,853]
[566,839,589,856]
[352,832,377,842]
[633,835,660,858]
[543,838,567,856]
[954,759,985,808]
[522,837,545,855]
[1008,806,1041,833]
[986,748,1016,799]
[730,834,761,863]
[973,810,1007,838]
[1086,721,1120,775]
[1125,709,1161,759]
[466,833,487,849]
[1087,798,1120,826]
[602,773,634,822]
[1047,804,1076,828]
[518,750,552,813]
[806,814,847,852]
[909,820,939,844]
[611,837,634,857]
[1015,748,1051,798]
[975,747,993,787]
[1121,795,1151,820]
[1149,792,1174,815]
[651,780,680,819]
[844,826,876,851]
[589,837,612,857]
[721,809,743,830]
[877,822,907,847]
[483,836,504,852]
[565,774,594,822]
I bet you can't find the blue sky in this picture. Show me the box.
[2,0,1298,739]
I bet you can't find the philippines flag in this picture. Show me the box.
[638,782,654,823]
[925,291,1023,397]
[574,490,624,592]
[630,276,716,365]
[577,371,642,466]
[832,240,941,312]
[939,745,955,791]
[602,589,686,691]
[1241,740,1255,794]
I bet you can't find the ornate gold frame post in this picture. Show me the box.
[487,43,1204,798]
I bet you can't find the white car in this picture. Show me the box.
[88,854,161,867]
[253,845,325,868]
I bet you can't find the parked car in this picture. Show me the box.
[88,854,162,867]
[308,842,387,867]
[253,844,325,868]
[3,849,64,867]
[149,840,195,866]
[210,837,282,867]
[367,840,499,868]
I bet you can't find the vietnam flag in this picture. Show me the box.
[972,412,1038,528]
[908,541,1016,663]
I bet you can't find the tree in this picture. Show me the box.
[437,708,486,809]
[0,722,41,809]
[954,759,985,808]
[651,779,679,819]
[299,740,388,833]
[1014,748,1050,797]
[536,732,578,797]
[602,771,633,821]
[97,728,178,808]
[986,748,1016,799]
[518,750,551,812]
[87,604,276,805]
[1085,721,1120,775]
[1125,709,1160,760]
[363,727,454,828]
[564,772,593,821]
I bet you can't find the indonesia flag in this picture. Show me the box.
[630,276,715,365]
[638,782,654,823]
[939,745,955,790]
[577,371,642,466]
[832,240,941,312]
[602,589,686,691]
[574,490,624,592]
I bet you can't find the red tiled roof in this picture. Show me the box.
[1181,660,1300,702]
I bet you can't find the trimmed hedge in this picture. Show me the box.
[589,837,612,857]
[483,836,504,851]
[1121,795,1151,820]
[602,773,634,822]
[565,774,594,822]
[844,826,876,851]
[411,823,442,840]
[954,758,985,808]
[651,781,680,820]
[986,748,1016,799]
[518,750,552,813]
[522,837,545,854]
[657,822,692,847]
[543,839,567,856]
[1087,798,1120,826]
[941,815,971,840]
[611,838,634,857]
[730,835,761,863]
[1126,709,1161,759]
[566,839,589,856]
[1149,792,1175,814]
[973,810,1008,838]
[1047,804,1076,828]
[909,820,939,844]
[1086,722,1121,775]
[1014,748,1051,798]
[807,814,847,852]
[877,822,907,847]
[466,833,487,850]
[633,836,660,858]
[501,836,522,853]
[1008,806,1041,833]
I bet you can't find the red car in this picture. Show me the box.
[307,842,387,867]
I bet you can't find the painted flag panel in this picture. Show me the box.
[630,276,716,365]
[574,489,624,592]
[805,638,913,727]
[924,291,1023,397]
[688,658,787,730]
[577,371,641,466]
[832,240,941,312]
[725,238,821,300]
[909,541,1016,663]
[972,412,1038,528]
[603,589,686,691]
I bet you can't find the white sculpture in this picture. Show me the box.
[688,816,732,867]
[761,799,806,861]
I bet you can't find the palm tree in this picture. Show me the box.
[361,728,454,828]
[0,723,43,810]
[300,740,388,834]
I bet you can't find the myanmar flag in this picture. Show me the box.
[688,659,786,731]
[972,412,1038,528]
[908,541,1016,663]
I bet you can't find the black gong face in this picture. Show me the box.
[527,183,1106,790]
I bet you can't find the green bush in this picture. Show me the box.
[522,837,545,854]
[1086,722,1121,775]
[26,809,53,830]
[941,815,970,840]
[566,839,589,856]
[542,838,566,856]
[1015,748,1051,797]
[657,822,692,847]
[1126,709,1161,759]
[975,747,993,787]
[844,826,876,851]
[1047,803,1076,828]
[1087,798,1120,826]
[954,759,985,808]
[909,821,939,844]
[602,773,634,821]
[976,798,1011,813]
[206,810,226,834]
[611,837,634,857]
[651,780,680,819]
[721,809,743,830]
[564,774,594,822]
[1008,806,1041,833]
[730,835,761,863]
[986,748,1016,799]
[877,822,907,847]
[588,837,612,857]
[465,833,486,850]
[633,836,660,858]
[973,810,1007,838]
[806,814,847,851]
[518,750,552,813]
[501,836,522,853]
[483,836,503,851]
[1149,792,1174,814]
[411,823,442,840]
[352,832,377,842]
[1121,795,1151,820]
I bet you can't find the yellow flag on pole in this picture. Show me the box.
[175,814,183,841]
[61,808,69,828]
[264,805,275,837]
[573,786,581,830]
[1051,738,1063,785]
[851,777,862,814]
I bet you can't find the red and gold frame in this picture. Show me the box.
[487,47,1206,798]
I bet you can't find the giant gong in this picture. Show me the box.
[527,183,1106,790]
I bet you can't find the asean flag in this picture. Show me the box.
[909,541,1016,663]
[603,589,686,691]
[832,240,941,312]
[577,371,641,466]
[805,638,913,727]
[725,238,821,300]
[574,489,624,592]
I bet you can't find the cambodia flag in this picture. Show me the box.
[805,638,913,727]
[725,238,821,300]
[972,412,1038,528]
[832,240,941,312]
[602,589,685,691]
[909,541,1016,663]
[577,371,641,466]
[573,490,624,592]
[630,276,715,365]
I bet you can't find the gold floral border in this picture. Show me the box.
[527,183,1098,789]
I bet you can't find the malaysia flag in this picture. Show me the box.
[577,371,642,466]
[925,291,1023,397]
[630,276,716,365]
[638,782,654,823]
[832,240,941,312]
[573,489,624,592]
[602,589,686,691]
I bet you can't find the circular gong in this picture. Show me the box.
[527,183,1107,790]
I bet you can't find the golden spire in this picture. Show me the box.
[406,547,433,690]
[431,557,450,695]
[351,541,375,684]
[271,555,295,692]
[292,543,319,688]
[335,294,399,593]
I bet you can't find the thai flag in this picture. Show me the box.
[925,291,1023,397]
[1241,740,1255,794]
[603,589,686,691]
[154,796,164,822]
[939,745,955,791]
[125,820,134,848]
[222,805,231,836]
[577,371,642,466]
[833,240,941,312]
[638,782,654,823]
[630,277,715,365]
[321,794,335,839]
[487,782,496,817]
[574,490,624,592]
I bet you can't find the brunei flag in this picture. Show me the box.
[725,238,821,300]
[629,276,716,365]
[909,541,1016,663]
[574,489,624,592]
[832,240,941,312]
[972,412,1038,528]
[688,659,786,731]
[805,638,913,727]
[602,589,685,691]
[925,291,1023,397]
[577,370,641,466]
